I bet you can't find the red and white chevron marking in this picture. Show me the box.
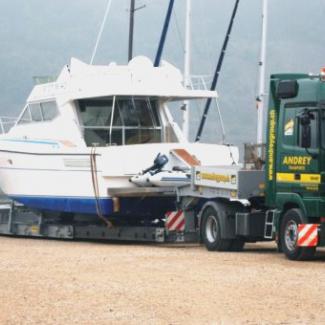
[297,224,319,247]
[165,210,185,232]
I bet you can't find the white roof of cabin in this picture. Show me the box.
[27,56,217,103]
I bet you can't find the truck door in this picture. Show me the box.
[276,102,320,196]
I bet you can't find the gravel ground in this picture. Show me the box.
[0,237,324,325]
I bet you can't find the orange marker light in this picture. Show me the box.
[320,67,325,81]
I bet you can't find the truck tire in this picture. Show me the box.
[201,206,232,251]
[280,208,316,260]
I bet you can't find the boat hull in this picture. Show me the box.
[10,194,113,215]
[0,140,239,215]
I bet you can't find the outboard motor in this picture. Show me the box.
[142,153,169,175]
[130,153,169,186]
[130,153,190,187]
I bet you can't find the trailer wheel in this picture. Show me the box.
[201,206,232,251]
[280,209,316,260]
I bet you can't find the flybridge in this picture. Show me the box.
[27,57,217,103]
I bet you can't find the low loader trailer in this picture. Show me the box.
[0,165,266,250]
[1,71,325,261]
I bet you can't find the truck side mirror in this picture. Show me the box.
[276,80,299,99]
[299,110,312,148]
[301,124,311,148]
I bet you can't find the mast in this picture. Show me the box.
[256,0,268,146]
[128,1,146,62]
[195,0,240,142]
[154,0,175,67]
[182,0,191,141]
[128,0,135,62]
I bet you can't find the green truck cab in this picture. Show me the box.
[266,71,325,260]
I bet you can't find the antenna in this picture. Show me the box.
[128,0,146,62]
[182,0,191,141]
[128,0,135,62]
[256,0,268,146]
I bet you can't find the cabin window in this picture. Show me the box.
[79,100,114,127]
[17,101,59,124]
[78,96,162,146]
[41,102,59,121]
[30,103,43,122]
[18,106,32,124]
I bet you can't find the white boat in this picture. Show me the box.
[0,56,239,215]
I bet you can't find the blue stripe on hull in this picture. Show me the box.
[10,195,114,215]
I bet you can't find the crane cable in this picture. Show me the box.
[90,147,112,228]
[195,0,240,142]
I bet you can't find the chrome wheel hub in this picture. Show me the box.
[285,220,298,252]
[206,215,218,243]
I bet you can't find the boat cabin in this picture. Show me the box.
[9,57,217,148]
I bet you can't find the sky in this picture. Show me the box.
[0,0,325,146]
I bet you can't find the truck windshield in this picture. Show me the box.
[78,96,162,146]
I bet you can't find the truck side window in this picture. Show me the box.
[321,110,325,148]
[283,108,297,146]
[298,110,318,149]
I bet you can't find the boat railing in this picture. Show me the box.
[0,116,18,134]
[186,75,213,91]
[186,74,226,142]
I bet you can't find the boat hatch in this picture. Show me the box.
[77,96,162,147]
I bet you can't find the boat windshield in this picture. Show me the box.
[78,96,162,146]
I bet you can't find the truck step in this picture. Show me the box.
[264,210,276,239]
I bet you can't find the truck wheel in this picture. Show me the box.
[280,209,316,260]
[201,206,232,251]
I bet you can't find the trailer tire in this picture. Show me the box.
[280,208,316,260]
[201,206,232,251]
